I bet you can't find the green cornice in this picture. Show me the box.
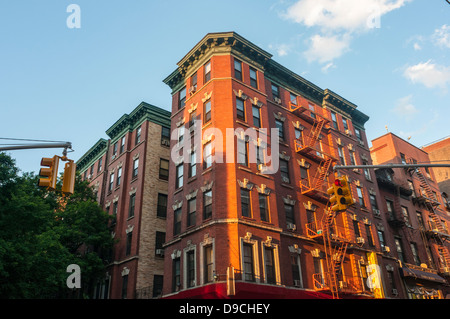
[105,101,171,140]
[76,138,108,172]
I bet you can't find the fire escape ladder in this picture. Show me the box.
[307,118,325,148]
[313,158,333,190]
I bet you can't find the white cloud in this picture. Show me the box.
[269,43,291,57]
[403,60,450,89]
[282,0,410,66]
[413,42,421,51]
[432,24,450,49]
[392,95,418,120]
[321,62,336,73]
[283,0,410,32]
[304,33,351,63]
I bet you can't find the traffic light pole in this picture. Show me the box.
[333,163,450,171]
[0,142,72,154]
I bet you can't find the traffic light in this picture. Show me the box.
[334,175,355,211]
[327,180,340,211]
[38,156,59,190]
[61,160,76,195]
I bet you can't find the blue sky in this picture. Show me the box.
[1,0,449,174]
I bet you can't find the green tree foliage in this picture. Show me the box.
[0,153,114,298]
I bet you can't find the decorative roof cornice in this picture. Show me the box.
[76,138,108,172]
[105,101,171,140]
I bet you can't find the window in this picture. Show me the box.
[264,247,276,284]
[362,159,371,180]
[129,193,135,218]
[285,204,295,225]
[204,99,211,123]
[353,220,361,237]
[113,201,118,216]
[280,159,290,184]
[365,224,374,246]
[357,187,365,207]
[204,245,214,283]
[155,231,165,254]
[186,250,195,288]
[122,274,128,299]
[342,118,348,130]
[243,243,255,282]
[237,139,249,167]
[241,188,251,218]
[133,158,139,178]
[250,67,257,88]
[308,104,316,119]
[161,127,170,146]
[113,142,118,156]
[355,127,361,140]
[291,255,302,287]
[401,206,411,226]
[271,83,279,99]
[204,61,211,82]
[295,128,302,140]
[179,87,186,109]
[259,194,269,222]
[252,106,261,128]
[126,231,132,256]
[172,258,181,292]
[416,211,425,231]
[152,275,163,298]
[189,151,197,178]
[394,237,406,263]
[98,157,102,173]
[90,164,94,176]
[410,242,421,266]
[338,146,346,165]
[290,93,297,106]
[331,112,338,129]
[187,198,196,227]
[159,159,169,180]
[275,119,284,140]
[109,172,114,192]
[176,164,183,189]
[349,151,356,165]
[120,136,125,153]
[135,126,142,145]
[157,193,167,218]
[408,180,416,197]
[203,190,212,220]
[189,110,197,128]
[386,199,395,220]
[236,98,245,121]
[300,166,309,188]
[369,194,378,210]
[400,153,407,165]
[377,230,386,250]
[174,208,181,235]
[203,141,212,169]
[191,72,197,91]
[116,167,122,186]
[234,59,242,81]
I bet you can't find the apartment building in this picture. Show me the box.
[161,32,388,299]
[371,133,450,299]
[76,101,171,299]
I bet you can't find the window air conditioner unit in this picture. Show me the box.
[294,280,301,287]
[391,289,398,295]
[274,97,282,104]
[373,209,381,217]
[287,223,296,231]
[188,86,196,95]
[383,246,390,253]
[356,237,365,244]
[339,281,348,289]
[156,249,164,257]
[345,129,352,136]
[161,139,170,147]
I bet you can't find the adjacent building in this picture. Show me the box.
[422,136,450,197]
[76,101,171,299]
[161,32,392,299]
[371,133,450,298]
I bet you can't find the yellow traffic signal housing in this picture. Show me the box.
[327,181,340,211]
[62,161,76,195]
[335,175,355,211]
[38,156,59,190]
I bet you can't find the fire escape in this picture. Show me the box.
[408,163,450,275]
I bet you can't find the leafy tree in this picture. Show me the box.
[0,153,114,298]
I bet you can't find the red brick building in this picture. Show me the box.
[422,136,450,197]
[371,133,450,298]
[76,102,171,299]
[162,32,390,299]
